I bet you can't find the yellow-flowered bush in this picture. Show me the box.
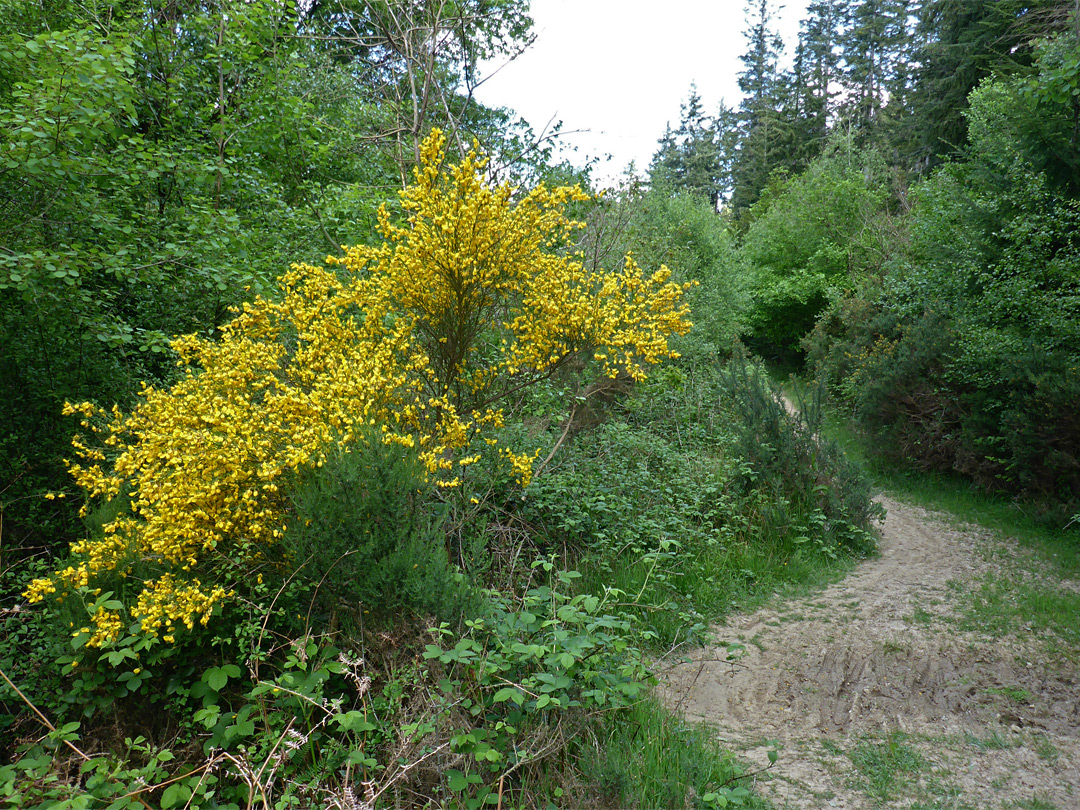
[26,130,691,647]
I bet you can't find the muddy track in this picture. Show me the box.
[659,497,1080,809]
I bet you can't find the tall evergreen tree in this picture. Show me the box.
[730,0,789,216]
[650,85,727,207]
[795,0,846,151]
[910,0,1072,168]
[837,0,915,139]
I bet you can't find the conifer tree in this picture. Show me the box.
[910,0,1071,167]
[650,85,728,208]
[730,0,789,215]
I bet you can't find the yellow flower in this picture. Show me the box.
[26,130,690,647]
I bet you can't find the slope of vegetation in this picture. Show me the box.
[653,0,1079,518]
[0,4,879,801]
[0,144,878,804]
[4,0,1079,807]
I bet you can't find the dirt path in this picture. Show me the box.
[659,497,1080,809]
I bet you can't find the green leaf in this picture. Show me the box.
[160,783,192,809]
[334,711,377,733]
[447,769,469,792]
[202,664,240,691]
[491,687,521,705]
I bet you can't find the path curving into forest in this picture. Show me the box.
[659,496,1080,809]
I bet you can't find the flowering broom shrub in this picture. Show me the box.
[25,130,691,651]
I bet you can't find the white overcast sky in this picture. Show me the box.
[474,0,809,186]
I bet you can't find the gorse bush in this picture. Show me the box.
[283,435,475,626]
[506,352,880,649]
[23,130,691,653]
[714,355,880,557]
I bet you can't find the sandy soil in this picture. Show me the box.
[659,497,1080,809]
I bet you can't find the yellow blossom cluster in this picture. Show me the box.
[26,130,691,646]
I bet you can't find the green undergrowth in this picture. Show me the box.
[1,353,881,808]
[848,731,929,803]
[581,697,772,809]
[519,355,880,648]
[779,363,1079,571]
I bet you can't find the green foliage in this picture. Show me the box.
[649,86,733,208]
[282,433,476,626]
[508,353,879,648]
[583,698,770,809]
[422,561,653,794]
[848,732,927,802]
[716,355,881,557]
[740,141,894,357]
[0,0,540,558]
[0,1,389,555]
[580,182,747,357]
[1,638,406,809]
[812,37,1080,506]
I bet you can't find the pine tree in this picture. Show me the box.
[650,85,727,208]
[837,0,914,140]
[795,0,846,153]
[730,0,789,215]
[910,0,1072,167]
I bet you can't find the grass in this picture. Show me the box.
[983,685,1032,705]
[1009,799,1058,810]
[1032,734,1060,763]
[582,697,770,809]
[960,572,1080,655]
[963,729,1014,751]
[908,605,937,626]
[847,731,928,803]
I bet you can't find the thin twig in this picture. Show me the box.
[0,665,90,762]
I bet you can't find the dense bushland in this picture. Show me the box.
[647,2,1078,514]
[739,143,898,360]
[1,125,880,808]
[804,36,1080,510]
[1,355,877,809]
[656,7,1079,514]
[0,0,555,558]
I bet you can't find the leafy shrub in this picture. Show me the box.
[23,130,691,652]
[283,433,476,625]
[583,697,768,809]
[740,143,894,358]
[807,41,1080,508]
[715,354,881,557]
[421,558,655,808]
[576,183,748,358]
[809,303,964,474]
[497,352,880,650]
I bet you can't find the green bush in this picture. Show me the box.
[499,353,880,649]
[715,354,881,557]
[577,183,748,358]
[740,142,894,358]
[282,433,476,626]
[808,40,1080,508]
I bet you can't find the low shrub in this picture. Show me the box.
[282,433,477,628]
